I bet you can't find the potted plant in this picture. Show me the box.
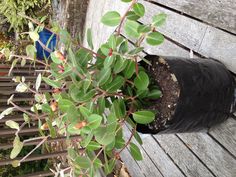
[0,0,235,176]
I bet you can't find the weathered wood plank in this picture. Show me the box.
[140,1,236,73]
[150,0,236,34]
[83,0,129,50]
[123,126,163,177]
[198,26,236,73]
[141,135,185,177]
[140,0,207,51]
[120,148,146,177]
[209,118,236,157]
[177,133,236,177]
[153,134,214,177]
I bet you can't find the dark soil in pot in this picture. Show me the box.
[136,55,235,134]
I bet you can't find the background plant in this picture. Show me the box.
[0,0,51,31]
[0,0,167,176]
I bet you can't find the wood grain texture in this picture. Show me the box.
[123,126,163,177]
[141,135,185,177]
[153,134,214,177]
[209,118,236,157]
[150,0,236,34]
[120,148,146,177]
[140,0,236,73]
[177,133,236,177]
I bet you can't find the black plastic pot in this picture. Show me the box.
[136,56,235,134]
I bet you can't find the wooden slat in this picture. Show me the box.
[140,0,236,73]
[0,151,67,166]
[0,105,31,112]
[153,134,214,177]
[123,126,163,177]
[0,76,38,81]
[151,0,236,34]
[141,135,185,177]
[177,133,236,177]
[209,118,236,157]
[120,148,146,177]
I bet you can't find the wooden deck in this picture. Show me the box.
[84,0,236,176]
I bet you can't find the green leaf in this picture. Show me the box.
[87,141,101,151]
[104,56,115,68]
[119,40,129,54]
[42,77,61,88]
[133,3,145,17]
[112,100,126,119]
[128,47,144,55]
[75,156,91,169]
[6,120,19,130]
[29,31,39,41]
[11,160,20,167]
[51,52,63,64]
[130,142,143,161]
[132,110,155,124]
[95,127,115,145]
[87,114,102,129]
[35,73,42,92]
[79,106,91,119]
[94,158,103,169]
[58,99,75,112]
[137,25,152,33]
[101,11,121,27]
[10,136,23,159]
[87,28,94,49]
[146,32,165,46]
[126,11,141,21]
[106,76,125,93]
[124,20,140,38]
[147,89,162,99]
[75,48,93,67]
[134,71,149,90]
[21,59,26,67]
[98,67,111,86]
[121,0,132,2]
[16,83,28,93]
[71,89,96,103]
[81,133,93,147]
[104,158,116,175]
[113,57,128,74]
[152,13,167,27]
[108,34,117,49]
[100,43,110,56]
[134,131,143,145]
[26,45,36,58]
[123,60,135,79]
[59,29,71,46]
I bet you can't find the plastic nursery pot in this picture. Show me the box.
[36,28,57,60]
[135,55,235,134]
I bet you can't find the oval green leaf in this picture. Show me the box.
[132,110,155,124]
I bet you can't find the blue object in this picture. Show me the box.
[36,29,57,60]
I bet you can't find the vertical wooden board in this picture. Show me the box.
[123,126,163,177]
[209,118,236,157]
[141,135,185,177]
[83,0,128,50]
[153,134,214,177]
[198,26,236,73]
[122,31,194,58]
[120,148,146,177]
[150,0,236,34]
[140,0,207,51]
[177,133,236,177]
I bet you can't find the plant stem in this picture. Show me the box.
[19,136,49,163]
[118,127,136,154]
[116,0,137,35]
[10,54,49,67]
[10,101,35,117]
